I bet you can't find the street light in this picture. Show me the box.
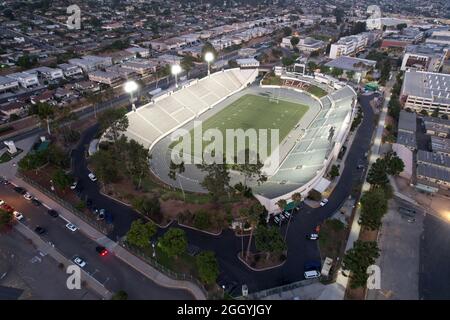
[204,51,214,76]
[124,80,138,111]
[171,64,182,88]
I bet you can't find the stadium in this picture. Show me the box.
[120,68,357,213]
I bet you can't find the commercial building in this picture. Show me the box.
[396,110,417,150]
[381,28,424,49]
[57,63,83,77]
[431,136,450,155]
[235,58,260,68]
[423,116,450,137]
[426,29,450,46]
[88,71,122,86]
[400,44,449,72]
[401,70,450,115]
[325,56,376,82]
[296,37,326,53]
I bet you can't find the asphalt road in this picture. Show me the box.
[419,213,450,299]
[0,183,193,300]
[69,92,377,295]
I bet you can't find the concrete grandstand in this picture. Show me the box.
[117,68,357,213]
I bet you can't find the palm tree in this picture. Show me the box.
[37,102,54,135]
[242,204,263,260]
[276,199,287,212]
[168,159,186,200]
[291,192,302,206]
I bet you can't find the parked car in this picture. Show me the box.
[31,198,42,206]
[96,246,109,256]
[23,192,33,200]
[13,211,24,221]
[319,198,329,207]
[282,211,292,219]
[88,172,97,182]
[13,186,26,194]
[273,215,281,225]
[1,203,14,212]
[66,223,78,232]
[0,199,4,206]
[34,226,46,234]
[70,181,78,190]
[73,256,86,268]
[306,233,319,240]
[304,270,321,279]
[47,209,59,218]
[96,209,106,220]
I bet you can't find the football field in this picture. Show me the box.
[173,94,309,157]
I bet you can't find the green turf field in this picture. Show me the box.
[172,94,309,158]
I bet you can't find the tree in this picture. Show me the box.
[181,55,195,77]
[276,199,287,211]
[52,169,72,190]
[255,226,286,259]
[360,188,388,230]
[193,210,211,230]
[242,203,264,260]
[281,56,295,66]
[396,23,407,31]
[159,228,187,258]
[37,102,54,135]
[342,241,380,288]
[291,192,302,206]
[124,139,150,189]
[366,158,389,187]
[90,149,120,185]
[126,220,157,249]
[197,161,230,202]
[384,152,404,176]
[333,8,345,24]
[17,54,37,68]
[111,290,128,300]
[290,36,300,47]
[0,209,14,231]
[196,251,219,285]
[131,196,161,221]
[346,70,355,80]
[282,26,292,37]
[331,67,343,77]
[307,61,317,73]
[329,164,340,179]
[232,149,266,186]
[98,107,129,144]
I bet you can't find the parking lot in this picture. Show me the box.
[367,198,424,300]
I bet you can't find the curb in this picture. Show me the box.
[237,252,287,272]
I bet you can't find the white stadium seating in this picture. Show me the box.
[123,68,258,149]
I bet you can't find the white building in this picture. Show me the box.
[402,70,450,115]
[329,33,369,59]
[235,58,260,68]
[57,63,83,77]
[0,76,19,93]
[88,71,122,86]
[26,66,64,81]
[125,46,150,58]
[68,55,113,73]
[6,72,39,88]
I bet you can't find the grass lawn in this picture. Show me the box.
[172,94,309,157]
[262,74,282,86]
[318,219,347,261]
[307,85,328,98]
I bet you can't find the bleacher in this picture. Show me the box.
[254,85,356,200]
[123,68,258,148]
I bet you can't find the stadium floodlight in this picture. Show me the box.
[124,80,138,111]
[204,52,214,76]
[171,64,182,88]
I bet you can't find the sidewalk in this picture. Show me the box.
[14,222,112,300]
[320,82,394,299]
[1,138,206,300]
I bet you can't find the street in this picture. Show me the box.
[0,182,193,300]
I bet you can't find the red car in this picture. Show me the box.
[1,203,14,213]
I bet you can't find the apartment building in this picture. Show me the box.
[68,55,113,73]
[26,66,64,81]
[0,76,19,93]
[88,70,122,86]
[6,72,39,89]
[329,32,376,59]
[57,63,83,77]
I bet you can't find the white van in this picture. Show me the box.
[304,270,321,279]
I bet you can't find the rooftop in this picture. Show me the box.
[396,131,417,149]
[325,56,377,72]
[417,163,450,183]
[417,150,450,168]
[402,70,450,104]
[398,110,417,133]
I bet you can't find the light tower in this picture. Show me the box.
[124,80,138,111]
[171,64,182,88]
[204,51,214,77]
